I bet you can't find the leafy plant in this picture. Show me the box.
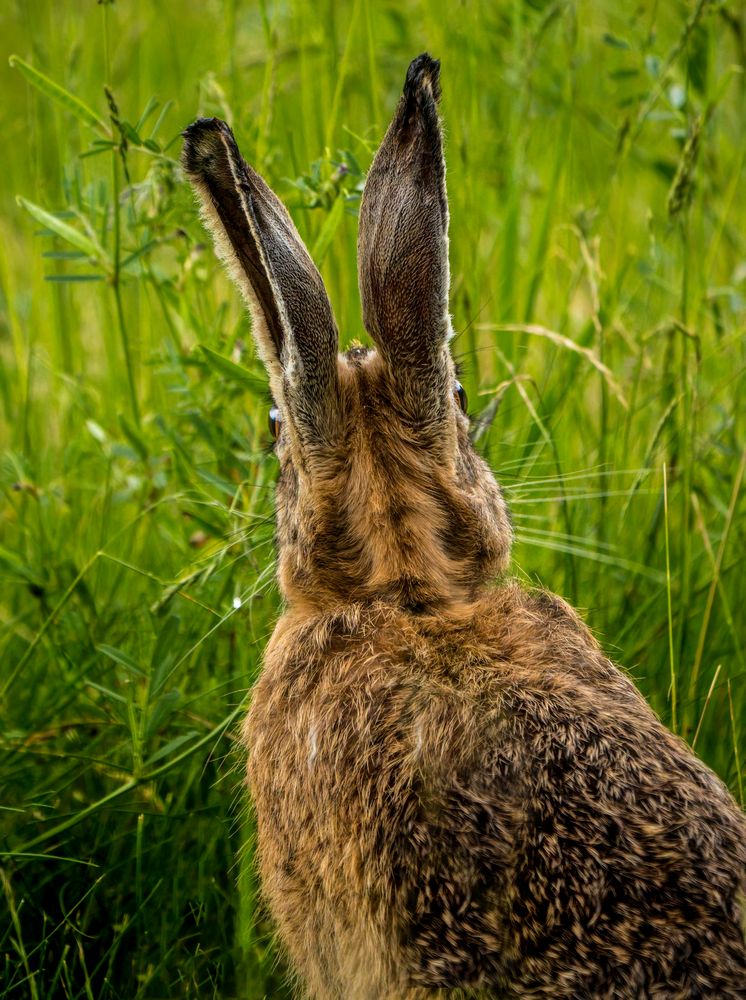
[1,1,744,996]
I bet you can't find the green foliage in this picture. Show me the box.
[1,0,744,996]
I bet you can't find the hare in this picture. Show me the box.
[183,54,746,1000]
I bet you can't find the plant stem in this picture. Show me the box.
[111,145,140,425]
[663,463,678,733]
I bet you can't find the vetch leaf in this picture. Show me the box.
[135,95,160,133]
[144,730,199,767]
[199,345,267,395]
[148,99,173,141]
[86,419,108,444]
[98,644,148,679]
[150,615,180,696]
[602,32,630,49]
[17,197,111,271]
[145,689,182,739]
[198,468,238,497]
[311,193,345,266]
[119,414,149,461]
[44,274,104,282]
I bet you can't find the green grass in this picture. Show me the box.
[1,1,744,996]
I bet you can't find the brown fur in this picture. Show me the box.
[183,54,746,1000]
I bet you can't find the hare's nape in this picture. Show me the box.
[181,117,340,443]
[357,54,453,419]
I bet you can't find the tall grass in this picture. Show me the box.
[1,1,744,996]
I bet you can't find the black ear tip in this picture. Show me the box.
[182,116,229,143]
[404,53,441,104]
[181,117,235,174]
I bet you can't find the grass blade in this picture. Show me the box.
[663,463,677,733]
[9,55,111,137]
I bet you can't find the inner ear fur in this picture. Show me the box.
[357,54,453,417]
[182,117,339,440]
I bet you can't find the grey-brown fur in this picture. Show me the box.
[183,54,746,999]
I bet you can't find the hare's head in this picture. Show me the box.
[183,55,511,613]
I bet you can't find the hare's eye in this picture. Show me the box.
[268,406,282,439]
[454,381,468,413]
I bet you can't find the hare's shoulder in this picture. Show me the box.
[251,586,741,824]
[255,582,637,711]
[248,584,641,784]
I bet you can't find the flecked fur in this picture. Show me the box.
[183,53,746,1000]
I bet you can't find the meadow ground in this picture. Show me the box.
[1,1,744,997]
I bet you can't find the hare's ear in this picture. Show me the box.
[182,118,339,443]
[358,54,452,417]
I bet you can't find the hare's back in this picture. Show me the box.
[245,589,746,997]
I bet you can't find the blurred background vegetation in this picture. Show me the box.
[1,0,744,996]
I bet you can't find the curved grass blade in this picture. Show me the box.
[479,322,629,411]
[9,55,111,138]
